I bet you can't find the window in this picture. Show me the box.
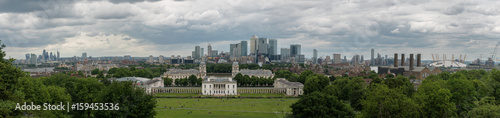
[204,85,206,88]
[233,85,235,88]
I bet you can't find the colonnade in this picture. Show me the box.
[152,88,201,94]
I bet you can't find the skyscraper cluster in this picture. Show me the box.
[25,50,61,65]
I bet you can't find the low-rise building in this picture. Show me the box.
[163,62,206,85]
[202,77,237,96]
[232,62,274,78]
[274,78,303,96]
[109,77,164,94]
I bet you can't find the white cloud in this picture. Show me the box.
[1,0,500,60]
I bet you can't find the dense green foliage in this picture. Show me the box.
[290,91,354,118]
[291,66,500,118]
[107,67,166,78]
[233,73,274,87]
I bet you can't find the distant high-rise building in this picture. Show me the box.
[268,39,277,55]
[43,49,46,60]
[290,44,301,58]
[25,53,30,61]
[57,51,60,61]
[30,54,37,65]
[333,54,341,64]
[159,55,164,64]
[250,35,258,55]
[82,52,87,59]
[371,48,374,65]
[148,55,154,63]
[281,48,290,62]
[201,48,204,57]
[257,38,268,55]
[325,56,331,64]
[241,41,248,56]
[313,49,317,64]
[208,44,212,57]
[195,46,201,59]
[210,50,219,57]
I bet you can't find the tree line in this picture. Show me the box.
[233,73,274,87]
[288,69,500,118]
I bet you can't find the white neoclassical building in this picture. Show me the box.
[202,77,237,96]
[274,78,304,96]
[109,77,164,94]
[162,62,207,85]
[231,62,274,78]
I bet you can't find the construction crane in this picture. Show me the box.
[492,42,500,60]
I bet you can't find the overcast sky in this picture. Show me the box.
[1,0,500,60]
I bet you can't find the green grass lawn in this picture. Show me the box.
[155,98,299,118]
[238,93,286,97]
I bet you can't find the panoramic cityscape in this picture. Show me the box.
[2,0,500,118]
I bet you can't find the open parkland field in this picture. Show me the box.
[154,93,299,118]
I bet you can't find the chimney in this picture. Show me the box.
[417,54,421,67]
[394,53,398,67]
[410,54,414,70]
[401,54,405,66]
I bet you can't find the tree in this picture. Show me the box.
[108,67,118,74]
[0,40,28,117]
[303,74,330,95]
[299,70,314,84]
[383,75,414,96]
[91,68,100,75]
[162,77,173,86]
[234,73,243,86]
[414,79,456,117]
[468,97,500,117]
[290,91,354,118]
[197,78,203,86]
[446,77,478,115]
[188,75,198,86]
[362,84,421,118]
[95,81,156,117]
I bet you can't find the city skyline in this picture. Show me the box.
[2,0,500,60]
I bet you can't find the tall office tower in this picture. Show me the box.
[385,55,388,66]
[360,55,364,64]
[159,55,164,64]
[268,39,277,55]
[377,53,381,65]
[371,48,374,65]
[42,49,46,60]
[82,52,87,59]
[230,43,241,60]
[57,51,60,61]
[241,41,248,56]
[211,50,218,57]
[201,48,204,57]
[25,53,30,61]
[148,55,154,63]
[195,46,201,59]
[344,56,347,62]
[313,49,318,64]
[50,52,53,61]
[230,44,237,57]
[30,54,37,65]
[208,44,212,57]
[290,44,301,58]
[333,54,341,64]
[281,48,290,62]
[257,38,268,55]
[325,56,331,64]
[250,35,258,55]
